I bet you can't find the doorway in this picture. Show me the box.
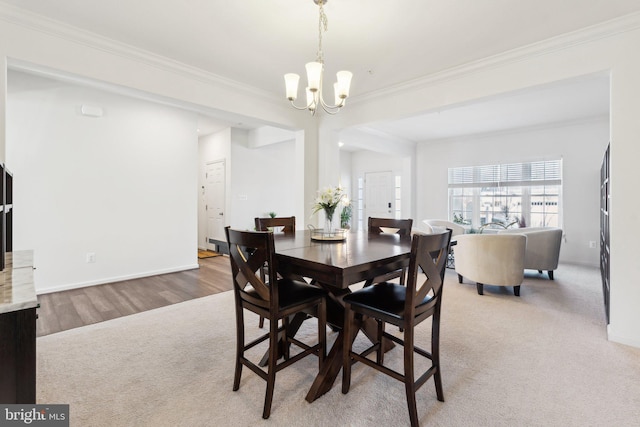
[205,160,226,252]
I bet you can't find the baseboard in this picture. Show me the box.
[607,325,640,349]
[36,263,200,295]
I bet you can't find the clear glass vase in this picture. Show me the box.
[324,210,334,237]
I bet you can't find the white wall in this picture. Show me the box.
[6,72,199,293]
[417,118,609,267]
[228,130,297,231]
[339,150,352,197]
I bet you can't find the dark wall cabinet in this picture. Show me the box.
[0,166,37,404]
[1,163,12,269]
[600,144,610,324]
[0,252,37,403]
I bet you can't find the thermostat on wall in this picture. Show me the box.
[80,105,103,117]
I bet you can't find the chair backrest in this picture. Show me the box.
[454,234,526,286]
[255,216,296,233]
[498,227,562,270]
[368,217,413,236]
[225,226,278,311]
[404,230,452,321]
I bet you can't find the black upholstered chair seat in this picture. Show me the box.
[344,282,434,321]
[244,279,325,310]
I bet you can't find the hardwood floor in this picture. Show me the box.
[36,255,232,337]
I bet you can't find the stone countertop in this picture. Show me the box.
[0,250,37,314]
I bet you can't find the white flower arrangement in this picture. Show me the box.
[312,185,346,222]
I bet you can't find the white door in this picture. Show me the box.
[206,161,225,250]
[365,171,394,220]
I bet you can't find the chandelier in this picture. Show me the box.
[284,0,353,115]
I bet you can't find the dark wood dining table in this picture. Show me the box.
[272,229,413,403]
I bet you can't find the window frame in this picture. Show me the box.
[448,159,562,230]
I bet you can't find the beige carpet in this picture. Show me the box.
[37,265,640,426]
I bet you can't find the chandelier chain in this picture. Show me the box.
[316,0,328,63]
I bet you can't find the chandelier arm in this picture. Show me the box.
[289,99,318,116]
[320,105,340,115]
[318,92,345,111]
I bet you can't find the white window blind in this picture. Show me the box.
[449,160,562,188]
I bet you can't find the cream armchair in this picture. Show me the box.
[454,234,526,296]
[498,227,563,280]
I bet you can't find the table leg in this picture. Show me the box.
[306,316,359,402]
[304,298,394,402]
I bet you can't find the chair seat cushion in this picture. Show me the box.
[276,278,326,310]
[343,282,432,320]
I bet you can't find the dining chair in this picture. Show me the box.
[368,217,413,236]
[255,216,296,233]
[225,226,326,419]
[254,216,296,328]
[367,217,414,285]
[342,229,452,427]
[423,219,466,268]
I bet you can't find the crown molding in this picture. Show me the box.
[0,2,279,105]
[352,11,640,104]
[419,114,610,145]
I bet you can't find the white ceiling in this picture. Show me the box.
[355,73,611,144]
[2,0,633,142]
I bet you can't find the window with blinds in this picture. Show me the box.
[448,159,562,229]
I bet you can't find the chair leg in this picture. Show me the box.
[377,320,385,364]
[548,270,554,280]
[476,283,483,295]
[403,326,419,427]
[259,316,264,328]
[263,317,278,419]
[458,274,463,284]
[342,305,355,394]
[283,316,291,360]
[432,312,444,402]
[514,285,521,297]
[233,307,245,392]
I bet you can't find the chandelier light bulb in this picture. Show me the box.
[336,71,352,98]
[284,73,300,101]
[305,62,323,92]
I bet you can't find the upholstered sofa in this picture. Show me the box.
[421,220,466,268]
[454,234,526,296]
[498,227,563,279]
[421,219,465,239]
